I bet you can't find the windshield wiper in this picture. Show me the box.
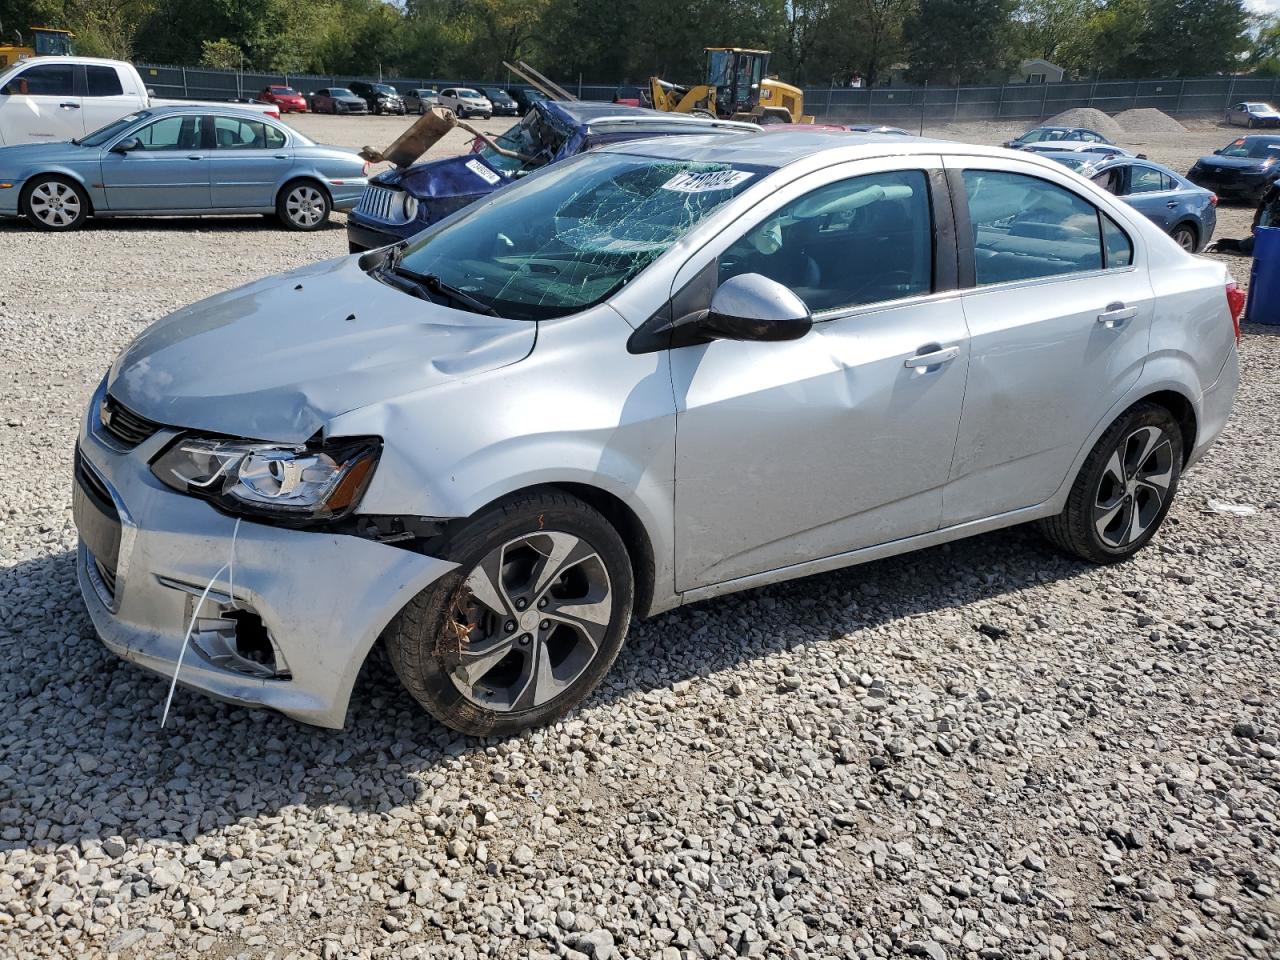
[396,266,499,316]
[371,243,499,316]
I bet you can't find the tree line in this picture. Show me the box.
[1,0,1276,86]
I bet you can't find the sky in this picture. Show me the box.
[1250,0,1280,12]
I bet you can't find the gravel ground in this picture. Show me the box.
[0,115,1277,960]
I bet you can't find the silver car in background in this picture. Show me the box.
[75,133,1241,736]
[0,105,368,231]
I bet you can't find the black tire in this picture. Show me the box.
[1037,402,1183,564]
[275,179,331,231]
[21,175,89,231]
[1170,223,1198,252]
[384,490,635,737]
[1248,117,1257,129]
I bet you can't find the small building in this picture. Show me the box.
[1017,59,1066,84]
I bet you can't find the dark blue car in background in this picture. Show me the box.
[346,99,758,252]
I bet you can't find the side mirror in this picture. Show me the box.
[1213,148,1223,155]
[111,137,141,154]
[699,273,812,342]
[146,88,155,97]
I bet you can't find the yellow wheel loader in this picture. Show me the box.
[648,47,813,125]
[0,27,74,68]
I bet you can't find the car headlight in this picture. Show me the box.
[152,435,380,522]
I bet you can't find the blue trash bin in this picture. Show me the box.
[1246,225,1280,324]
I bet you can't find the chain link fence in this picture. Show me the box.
[137,63,1280,126]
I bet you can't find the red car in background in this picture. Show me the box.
[612,85,647,108]
[256,85,308,113]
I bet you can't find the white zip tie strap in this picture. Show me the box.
[160,518,241,728]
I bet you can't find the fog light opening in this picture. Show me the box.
[228,610,278,671]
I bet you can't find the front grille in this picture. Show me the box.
[74,448,122,600]
[76,448,113,505]
[356,185,409,223]
[99,394,161,449]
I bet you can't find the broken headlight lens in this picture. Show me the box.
[151,436,380,521]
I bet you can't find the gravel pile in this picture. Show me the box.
[1044,108,1124,139]
[1,122,1278,960]
[1115,108,1186,134]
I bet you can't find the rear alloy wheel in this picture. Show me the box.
[384,491,633,736]
[277,181,331,231]
[23,176,88,231]
[1038,403,1182,564]
[1171,224,1197,251]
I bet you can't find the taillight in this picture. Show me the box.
[1225,280,1246,342]
[267,109,280,119]
[1209,193,1219,207]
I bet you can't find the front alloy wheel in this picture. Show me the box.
[384,491,634,736]
[24,177,88,230]
[449,531,612,712]
[1038,402,1183,563]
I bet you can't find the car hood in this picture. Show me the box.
[0,140,91,165]
[377,153,510,200]
[1196,155,1273,171]
[106,255,535,443]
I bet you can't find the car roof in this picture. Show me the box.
[595,128,958,167]
[128,104,290,122]
[541,98,757,133]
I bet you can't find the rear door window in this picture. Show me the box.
[86,65,124,97]
[212,116,285,149]
[963,170,1105,285]
[1129,166,1171,194]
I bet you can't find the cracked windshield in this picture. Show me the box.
[388,152,768,320]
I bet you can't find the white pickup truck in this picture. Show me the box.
[0,56,280,146]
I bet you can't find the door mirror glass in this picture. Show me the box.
[700,273,812,342]
[111,137,141,153]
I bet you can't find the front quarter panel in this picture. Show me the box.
[330,304,679,611]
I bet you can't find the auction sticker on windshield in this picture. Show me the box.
[465,159,502,185]
[661,169,754,193]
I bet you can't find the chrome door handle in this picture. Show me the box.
[1097,302,1136,327]
[58,102,79,109]
[904,345,960,368]
[1166,201,1178,208]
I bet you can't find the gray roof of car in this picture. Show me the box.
[595,128,953,167]
[129,104,289,121]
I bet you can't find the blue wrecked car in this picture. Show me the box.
[346,99,758,252]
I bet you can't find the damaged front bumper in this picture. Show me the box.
[74,379,456,729]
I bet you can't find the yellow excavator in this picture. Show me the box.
[649,47,813,125]
[0,26,75,67]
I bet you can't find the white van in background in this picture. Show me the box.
[0,57,279,146]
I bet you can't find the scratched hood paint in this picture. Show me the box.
[107,255,535,443]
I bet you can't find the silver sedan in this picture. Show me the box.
[0,105,367,230]
[75,133,1241,735]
